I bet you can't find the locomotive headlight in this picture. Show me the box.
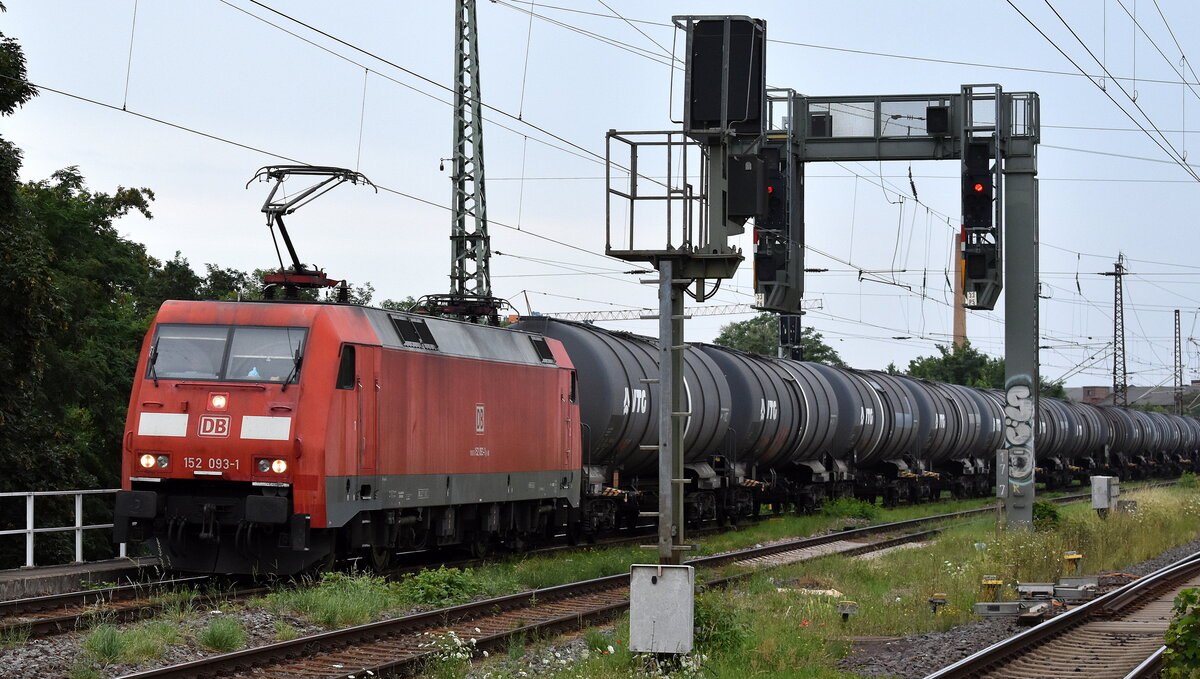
[271,459,288,474]
[139,454,156,469]
[156,454,169,469]
[209,393,228,411]
[257,458,271,473]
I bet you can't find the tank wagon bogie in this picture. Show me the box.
[116,306,1200,575]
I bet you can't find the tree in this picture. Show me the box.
[902,341,1066,398]
[905,341,1004,388]
[380,296,419,311]
[713,313,845,365]
[13,167,155,489]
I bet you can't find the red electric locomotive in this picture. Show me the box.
[114,300,581,574]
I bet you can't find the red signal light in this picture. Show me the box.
[973,183,984,193]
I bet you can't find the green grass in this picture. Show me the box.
[82,624,124,663]
[197,616,246,652]
[0,623,29,650]
[151,587,199,623]
[245,492,1017,636]
[265,571,411,627]
[67,662,102,679]
[206,483,1188,677]
[505,485,1200,678]
[81,619,183,665]
[273,619,302,641]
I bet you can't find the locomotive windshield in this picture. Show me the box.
[148,324,307,383]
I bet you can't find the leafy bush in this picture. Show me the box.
[820,497,881,521]
[1032,500,1061,531]
[1164,587,1200,677]
[1179,472,1199,489]
[395,567,486,606]
[197,617,247,652]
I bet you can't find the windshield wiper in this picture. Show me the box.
[148,340,160,387]
[281,348,303,392]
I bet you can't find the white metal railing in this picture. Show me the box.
[0,489,126,568]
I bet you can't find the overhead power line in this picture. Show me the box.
[499,0,1200,86]
[547,300,823,322]
[1007,0,1200,182]
[0,72,636,272]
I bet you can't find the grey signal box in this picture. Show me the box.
[629,564,694,654]
[1091,476,1120,511]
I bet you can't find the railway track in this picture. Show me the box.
[113,515,959,678]
[0,577,266,639]
[0,487,1123,647]
[926,549,1200,679]
[0,486,1125,644]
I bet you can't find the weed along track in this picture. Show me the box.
[925,549,1200,678]
[110,514,961,678]
[0,576,261,640]
[15,487,1177,677]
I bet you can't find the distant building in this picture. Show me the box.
[1066,382,1200,408]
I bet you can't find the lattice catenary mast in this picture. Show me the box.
[1103,253,1128,406]
[1176,308,1184,416]
[420,0,503,323]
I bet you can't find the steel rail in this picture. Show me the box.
[1122,646,1165,679]
[925,549,1200,679]
[115,523,954,678]
[111,484,1173,678]
[0,576,209,618]
[0,577,273,640]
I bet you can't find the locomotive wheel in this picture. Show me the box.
[307,546,337,575]
[469,535,492,559]
[366,544,391,572]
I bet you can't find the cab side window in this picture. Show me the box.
[336,345,356,390]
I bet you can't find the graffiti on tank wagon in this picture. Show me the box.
[1003,381,1035,487]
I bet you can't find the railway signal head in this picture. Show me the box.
[962,140,993,229]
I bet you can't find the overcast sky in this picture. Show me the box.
[7,1,1200,390]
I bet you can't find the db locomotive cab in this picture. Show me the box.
[115,305,322,574]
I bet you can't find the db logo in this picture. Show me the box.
[198,414,231,438]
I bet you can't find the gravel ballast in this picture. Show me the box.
[837,535,1200,678]
[3,533,1197,678]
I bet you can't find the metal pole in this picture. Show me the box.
[670,272,686,561]
[25,494,34,568]
[1110,254,1128,406]
[953,227,967,347]
[1002,154,1038,529]
[75,493,84,563]
[1175,309,1183,416]
[658,258,677,565]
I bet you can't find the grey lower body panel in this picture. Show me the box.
[324,470,581,528]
